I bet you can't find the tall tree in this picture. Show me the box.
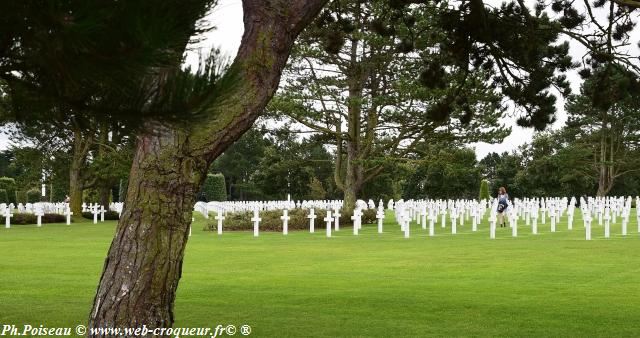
[565,69,640,195]
[270,0,509,211]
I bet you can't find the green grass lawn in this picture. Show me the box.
[1,210,639,337]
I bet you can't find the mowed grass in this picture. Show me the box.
[1,210,640,337]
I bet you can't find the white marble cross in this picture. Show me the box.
[92,206,99,224]
[4,207,13,229]
[251,209,261,237]
[376,207,384,233]
[471,209,477,232]
[531,212,538,235]
[429,211,435,237]
[281,209,290,235]
[35,208,44,227]
[324,210,332,237]
[450,211,457,234]
[489,213,496,239]
[604,208,610,238]
[65,208,73,225]
[351,208,361,235]
[403,211,410,238]
[100,206,106,222]
[308,208,316,233]
[215,210,225,235]
[333,208,341,231]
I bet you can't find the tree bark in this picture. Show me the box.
[89,1,326,335]
[69,129,93,215]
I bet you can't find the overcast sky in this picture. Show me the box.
[0,0,589,159]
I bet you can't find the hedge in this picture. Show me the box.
[26,188,41,203]
[82,210,120,220]
[11,213,67,225]
[204,208,377,232]
[202,174,227,202]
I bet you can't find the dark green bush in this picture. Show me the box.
[0,189,7,203]
[0,177,16,204]
[26,189,41,203]
[11,213,67,225]
[202,174,227,201]
[205,208,376,232]
[82,210,119,220]
[42,213,67,223]
[15,190,27,204]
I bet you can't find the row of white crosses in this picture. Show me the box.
[210,198,384,237]
[2,202,77,228]
[579,196,636,240]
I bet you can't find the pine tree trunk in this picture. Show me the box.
[343,139,363,215]
[69,128,93,215]
[69,163,84,215]
[99,187,110,208]
[89,129,206,332]
[88,1,326,335]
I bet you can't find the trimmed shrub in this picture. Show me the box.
[202,174,227,201]
[0,177,16,204]
[479,180,490,201]
[15,190,27,204]
[0,189,7,203]
[82,210,120,220]
[42,213,67,223]
[205,208,377,232]
[11,213,66,225]
[26,188,41,203]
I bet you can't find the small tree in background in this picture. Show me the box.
[0,189,7,203]
[202,174,227,202]
[479,180,490,201]
[307,177,327,200]
[26,188,40,203]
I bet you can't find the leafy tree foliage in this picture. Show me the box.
[404,146,481,199]
[565,67,640,196]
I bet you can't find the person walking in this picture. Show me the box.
[497,187,509,227]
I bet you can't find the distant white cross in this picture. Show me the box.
[251,209,261,237]
[351,209,361,235]
[281,209,290,235]
[324,210,332,237]
[4,207,13,229]
[376,208,384,234]
[65,208,73,225]
[215,210,225,235]
[308,208,316,233]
